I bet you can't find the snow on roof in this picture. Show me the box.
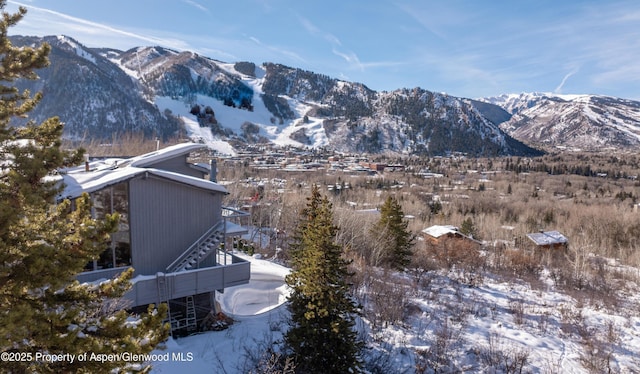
[60,165,146,199]
[59,166,227,199]
[128,142,208,168]
[422,225,460,238]
[526,230,568,246]
[57,143,226,199]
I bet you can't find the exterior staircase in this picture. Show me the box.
[166,223,225,273]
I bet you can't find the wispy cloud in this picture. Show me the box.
[249,36,305,63]
[554,67,580,94]
[8,0,193,51]
[181,0,209,14]
[406,1,640,97]
[298,15,366,72]
[554,4,640,91]
[360,60,409,69]
[394,2,465,41]
[331,48,363,71]
[298,16,342,46]
[298,17,319,35]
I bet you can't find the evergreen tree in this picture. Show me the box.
[371,195,415,270]
[285,185,362,373]
[0,3,168,372]
[460,217,478,239]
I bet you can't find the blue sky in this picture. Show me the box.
[6,0,640,100]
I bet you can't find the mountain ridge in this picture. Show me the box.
[481,93,640,151]
[11,34,640,155]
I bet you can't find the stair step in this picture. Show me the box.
[168,228,225,273]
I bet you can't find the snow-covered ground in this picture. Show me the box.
[151,255,291,373]
[150,254,640,373]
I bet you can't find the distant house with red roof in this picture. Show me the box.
[421,225,481,247]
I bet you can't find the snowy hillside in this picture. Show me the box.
[151,63,331,155]
[151,254,640,373]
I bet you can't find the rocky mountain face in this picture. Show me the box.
[482,93,640,151]
[11,36,183,140]
[8,35,594,156]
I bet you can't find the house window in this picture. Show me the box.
[85,182,132,271]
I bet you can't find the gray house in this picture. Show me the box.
[57,143,250,333]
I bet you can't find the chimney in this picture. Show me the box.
[210,158,217,183]
[84,154,90,172]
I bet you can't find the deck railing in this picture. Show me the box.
[125,259,250,307]
[222,206,251,226]
[76,266,132,284]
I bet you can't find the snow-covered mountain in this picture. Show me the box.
[15,34,640,155]
[11,35,541,157]
[10,35,183,141]
[482,93,640,151]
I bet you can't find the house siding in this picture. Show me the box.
[129,174,223,275]
[143,155,204,178]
